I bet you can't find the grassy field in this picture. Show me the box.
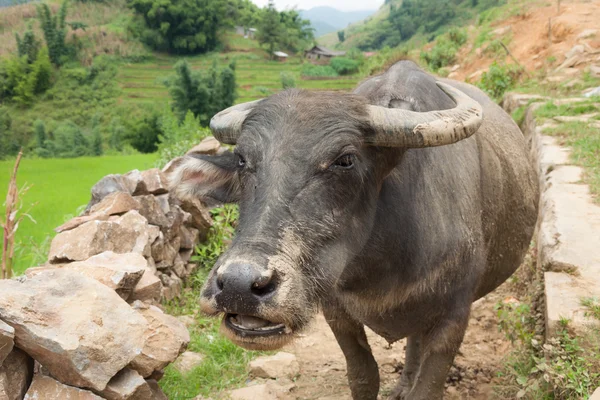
[116,34,363,107]
[0,154,156,274]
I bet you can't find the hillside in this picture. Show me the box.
[318,0,399,47]
[300,6,376,37]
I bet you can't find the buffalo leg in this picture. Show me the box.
[323,307,380,400]
[404,311,470,400]
[389,335,421,399]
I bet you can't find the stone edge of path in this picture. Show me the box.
[504,93,600,340]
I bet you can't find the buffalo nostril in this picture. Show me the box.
[251,271,277,297]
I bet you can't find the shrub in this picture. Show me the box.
[0,47,54,106]
[301,64,338,78]
[37,2,74,66]
[330,57,360,75]
[446,27,467,46]
[0,107,18,160]
[164,60,237,126]
[280,72,296,89]
[15,27,41,65]
[421,36,458,71]
[128,0,231,54]
[156,108,210,167]
[476,61,522,100]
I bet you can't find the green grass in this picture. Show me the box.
[535,101,599,119]
[582,298,600,321]
[543,122,600,203]
[0,154,156,274]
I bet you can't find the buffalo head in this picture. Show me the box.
[168,82,482,350]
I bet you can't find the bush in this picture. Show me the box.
[0,107,18,160]
[301,64,338,78]
[128,0,231,54]
[0,47,54,106]
[421,36,458,71]
[37,2,75,66]
[447,27,467,46]
[280,72,296,89]
[330,57,360,75]
[164,60,237,126]
[156,108,210,167]
[476,61,522,100]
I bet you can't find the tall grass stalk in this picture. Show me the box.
[1,151,34,279]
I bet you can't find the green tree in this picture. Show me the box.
[165,59,237,126]
[37,1,70,66]
[337,30,345,43]
[257,0,282,59]
[15,27,40,64]
[0,107,18,160]
[128,0,231,54]
[91,114,103,156]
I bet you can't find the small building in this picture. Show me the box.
[304,45,346,64]
[273,51,289,62]
[246,28,257,39]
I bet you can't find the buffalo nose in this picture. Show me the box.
[216,263,277,299]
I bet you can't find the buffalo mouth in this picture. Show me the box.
[224,313,290,337]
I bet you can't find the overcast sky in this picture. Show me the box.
[250,0,382,11]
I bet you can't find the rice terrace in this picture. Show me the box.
[1,0,600,399]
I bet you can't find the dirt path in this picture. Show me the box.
[279,282,515,400]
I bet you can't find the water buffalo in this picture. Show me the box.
[169,60,538,399]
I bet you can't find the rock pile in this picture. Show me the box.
[0,137,221,399]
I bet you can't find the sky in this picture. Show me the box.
[250,0,383,12]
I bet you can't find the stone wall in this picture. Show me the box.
[503,93,600,340]
[0,137,221,399]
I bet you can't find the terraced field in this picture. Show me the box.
[116,37,363,107]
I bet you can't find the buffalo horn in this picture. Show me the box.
[209,99,262,145]
[365,82,483,148]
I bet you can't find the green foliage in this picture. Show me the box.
[301,64,338,77]
[256,0,282,59]
[337,30,345,43]
[165,60,237,126]
[0,107,18,160]
[256,0,313,57]
[446,27,467,47]
[476,61,522,99]
[37,1,73,66]
[121,107,162,154]
[15,27,41,65]
[421,36,458,71]
[128,0,232,54]
[192,205,239,269]
[0,47,54,107]
[330,57,360,75]
[535,101,598,119]
[279,71,296,89]
[582,298,600,321]
[156,108,210,167]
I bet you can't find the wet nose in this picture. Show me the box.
[215,263,277,310]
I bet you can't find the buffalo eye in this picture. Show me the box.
[331,154,355,170]
[237,154,246,168]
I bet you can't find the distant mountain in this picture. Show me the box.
[300,6,376,37]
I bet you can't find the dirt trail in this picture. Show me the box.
[279,283,515,400]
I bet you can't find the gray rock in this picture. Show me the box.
[160,273,183,301]
[24,375,102,400]
[0,270,148,391]
[0,319,14,365]
[129,301,190,378]
[26,251,147,300]
[146,379,168,400]
[86,174,136,212]
[249,352,299,379]
[136,196,169,227]
[141,169,169,195]
[130,267,163,303]
[98,368,153,400]
[0,349,34,400]
[49,211,151,263]
[172,351,204,374]
[180,199,212,241]
[124,170,148,196]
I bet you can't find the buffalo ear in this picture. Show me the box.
[166,151,241,205]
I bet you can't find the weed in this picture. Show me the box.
[476,61,523,100]
[535,101,598,119]
[543,122,600,201]
[301,64,338,78]
[581,298,600,321]
[512,105,526,127]
[280,71,296,89]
